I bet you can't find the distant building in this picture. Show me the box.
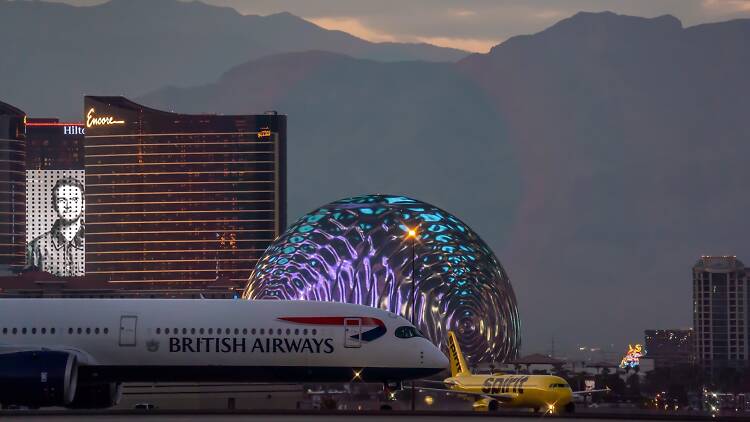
[84,96,286,290]
[644,329,693,368]
[0,101,26,275]
[25,118,85,170]
[693,256,749,375]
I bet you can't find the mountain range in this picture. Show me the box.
[4,0,750,355]
[0,0,466,117]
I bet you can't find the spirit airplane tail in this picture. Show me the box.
[447,331,471,377]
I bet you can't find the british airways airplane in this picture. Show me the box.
[0,299,447,409]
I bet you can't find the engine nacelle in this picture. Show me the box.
[0,351,78,408]
[472,397,500,412]
[67,382,122,409]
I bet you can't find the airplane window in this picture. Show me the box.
[68,328,73,334]
[217,328,222,335]
[303,329,308,335]
[86,328,91,335]
[166,328,170,334]
[200,328,205,334]
[260,329,264,335]
[41,328,47,334]
[32,328,37,334]
[295,329,299,335]
[312,329,317,335]
[208,328,213,335]
[95,328,100,335]
[174,328,178,334]
[251,328,257,335]
[51,328,56,334]
[277,329,282,335]
[182,328,187,335]
[241,328,246,335]
[156,328,161,334]
[2,328,6,335]
[191,328,196,335]
[22,328,27,335]
[394,326,422,339]
[227,328,231,335]
[286,329,291,335]
[103,328,108,334]
[77,328,82,334]
[12,328,17,335]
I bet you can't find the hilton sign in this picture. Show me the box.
[63,126,85,135]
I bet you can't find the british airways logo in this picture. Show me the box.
[164,316,384,354]
[168,336,334,354]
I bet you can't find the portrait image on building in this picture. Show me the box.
[84,96,286,288]
[23,119,87,277]
[25,170,85,277]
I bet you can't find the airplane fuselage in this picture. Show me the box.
[0,299,447,385]
[446,373,573,412]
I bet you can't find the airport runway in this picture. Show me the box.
[0,411,745,422]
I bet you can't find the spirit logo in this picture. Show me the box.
[448,335,463,373]
[86,108,125,128]
[482,376,529,394]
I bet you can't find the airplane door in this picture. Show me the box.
[344,318,361,348]
[119,316,137,347]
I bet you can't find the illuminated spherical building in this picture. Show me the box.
[243,195,520,365]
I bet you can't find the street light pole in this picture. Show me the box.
[411,234,416,327]
[407,227,417,412]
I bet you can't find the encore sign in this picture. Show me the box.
[86,108,125,128]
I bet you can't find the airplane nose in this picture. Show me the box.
[425,341,449,369]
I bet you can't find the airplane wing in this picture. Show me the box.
[418,379,457,386]
[416,386,514,402]
[572,387,611,395]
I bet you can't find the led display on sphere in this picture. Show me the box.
[243,195,520,365]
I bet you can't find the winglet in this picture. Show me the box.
[447,331,471,377]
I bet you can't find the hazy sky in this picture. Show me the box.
[53,0,750,52]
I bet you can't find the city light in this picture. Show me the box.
[619,343,646,369]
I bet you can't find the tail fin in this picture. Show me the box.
[447,331,471,377]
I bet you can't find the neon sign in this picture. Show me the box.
[619,343,646,369]
[257,127,271,139]
[64,126,85,135]
[86,108,125,128]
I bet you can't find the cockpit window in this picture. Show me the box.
[548,383,569,388]
[394,326,423,339]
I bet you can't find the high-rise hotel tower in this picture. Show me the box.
[83,97,286,288]
[0,101,25,275]
[693,256,749,375]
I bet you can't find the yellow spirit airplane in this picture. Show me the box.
[419,331,608,413]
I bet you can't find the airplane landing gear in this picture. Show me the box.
[382,380,402,401]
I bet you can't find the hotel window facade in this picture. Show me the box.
[0,101,26,274]
[83,96,286,288]
[693,256,749,376]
